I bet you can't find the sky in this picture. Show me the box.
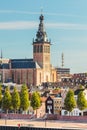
[0,0,87,74]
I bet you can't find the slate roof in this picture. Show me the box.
[0,63,9,69]
[74,89,84,95]
[10,59,41,69]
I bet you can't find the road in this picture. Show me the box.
[0,119,87,129]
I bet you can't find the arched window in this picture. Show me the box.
[40,72,41,84]
[52,74,54,82]
[48,46,50,53]
[37,45,39,52]
[40,45,43,52]
[46,75,48,82]
[34,45,36,53]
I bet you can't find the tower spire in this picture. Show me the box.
[35,13,48,43]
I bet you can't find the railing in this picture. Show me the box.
[0,126,76,130]
[0,113,36,120]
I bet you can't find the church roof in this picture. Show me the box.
[0,59,41,69]
[0,63,9,69]
[10,59,41,69]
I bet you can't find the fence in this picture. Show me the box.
[47,114,87,122]
[0,126,78,130]
[0,113,35,119]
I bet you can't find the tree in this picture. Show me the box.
[77,91,87,112]
[12,87,20,113]
[20,84,29,112]
[2,87,12,113]
[31,91,41,117]
[64,89,76,114]
[0,84,2,108]
[79,85,84,89]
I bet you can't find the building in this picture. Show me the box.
[53,96,62,115]
[45,95,62,115]
[0,14,57,86]
[45,96,54,114]
[72,73,87,86]
[56,67,70,82]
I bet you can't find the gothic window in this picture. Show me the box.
[46,75,48,82]
[12,72,14,82]
[34,45,36,53]
[40,45,43,52]
[46,46,47,53]
[37,45,39,52]
[17,72,21,84]
[44,46,47,53]
[48,46,50,53]
[43,46,50,53]
[40,72,41,83]
[52,74,54,82]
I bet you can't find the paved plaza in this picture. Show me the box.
[0,119,87,129]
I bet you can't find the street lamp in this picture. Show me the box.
[45,113,47,128]
[5,114,7,125]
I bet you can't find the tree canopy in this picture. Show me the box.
[31,91,41,110]
[20,84,29,111]
[2,87,12,113]
[64,89,76,112]
[12,87,20,113]
[77,91,87,110]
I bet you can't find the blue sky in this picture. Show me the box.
[0,0,87,73]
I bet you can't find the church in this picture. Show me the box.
[0,14,57,86]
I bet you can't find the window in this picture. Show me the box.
[47,100,52,104]
[40,72,41,83]
[37,45,39,52]
[40,45,43,52]
[34,45,36,53]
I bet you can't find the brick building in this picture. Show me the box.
[0,14,57,86]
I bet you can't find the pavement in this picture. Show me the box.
[0,119,87,130]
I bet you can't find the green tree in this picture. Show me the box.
[12,87,20,113]
[64,89,76,114]
[2,87,12,113]
[20,84,29,112]
[31,91,41,116]
[77,91,87,112]
[0,84,2,108]
[79,85,84,89]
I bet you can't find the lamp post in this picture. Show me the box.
[45,113,47,128]
[5,114,7,125]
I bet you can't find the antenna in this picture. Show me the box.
[61,53,64,68]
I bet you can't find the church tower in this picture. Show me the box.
[33,14,51,82]
[33,14,51,69]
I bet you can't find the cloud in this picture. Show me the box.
[0,10,40,15]
[0,21,38,30]
[0,21,87,30]
[46,23,87,30]
[0,10,83,18]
